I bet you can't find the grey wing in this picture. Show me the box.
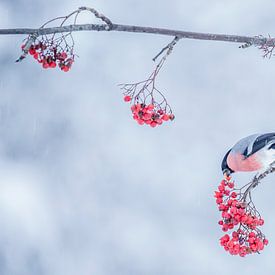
[244,133,275,158]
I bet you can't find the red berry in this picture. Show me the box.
[228,182,234,189]
[33,53,39,60]
[133,114,138,120]
[216,198,223,204]
[61,52,67,59]
[143,113,151,120]
[147,104,154,111]
[29,48,36,55]
[228,224,234,229]
[169,114,175,121]
[222,224,229,232]
[224,175,231,181]
[62,66,70,72]
[218,185,225,192]
[258,219,264,226]
[162,114,170,121]
[124,95,131,102]
[42,63,49,69]
[137,119,144,125]
[49,61,56,68]
[224,190,230,196]
[156,119,163,125]
[158,109,164,115]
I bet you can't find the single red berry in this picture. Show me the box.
[218,185,225,192]
[258,219,264,226]
[156,119,163,125]
[169,114,175,121]
[162,114,170,121]
[257,241,264,250]
[224,175,231,181]
[158,109,164,115]
[137,119,144,125]
[263,239,269,245]
[33,53,39,60]
[42,63,49,69]
[133,114,138,120]
[216,198,223,204]
[143,113,151,120]
[214,191,222,198]
[222,224,229,232]
[228,223,234,229]
[147,104,154,111]
[67,58,74,65]
[124,95,131,102]
[29,48,36,55]
[49,61,56,68]
[228,182,234,189]
[61,52,67,59]
[62,66,70,72]
[230,207,237,215]
[224,190,230,196]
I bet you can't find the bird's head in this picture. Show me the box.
[221,149,235,176]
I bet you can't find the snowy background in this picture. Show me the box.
[0,0,275,274]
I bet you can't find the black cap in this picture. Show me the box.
[221,149,234,175]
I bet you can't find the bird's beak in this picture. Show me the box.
[223,170,231,181]
[223,172,231,181]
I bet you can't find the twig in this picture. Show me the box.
[152,36,180,61]
[15,33,38,62]
[242,161,275,202]
[78,7,113,30]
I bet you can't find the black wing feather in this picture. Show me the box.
[244,133,275,158]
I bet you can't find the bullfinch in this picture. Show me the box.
[222,133,275,176]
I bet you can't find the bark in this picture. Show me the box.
[0,23,269,46]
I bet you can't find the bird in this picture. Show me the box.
[221,133,275,176]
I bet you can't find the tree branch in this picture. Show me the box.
[0,23,271,46]
[242,162,275,202]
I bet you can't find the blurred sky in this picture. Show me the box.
[1,0,275,274]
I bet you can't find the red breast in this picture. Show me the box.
[227,152,262,172]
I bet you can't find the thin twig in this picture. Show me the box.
[15,33,38,62]
[153,36,180,61]
[242,161,275,202]
[78,6,113,30]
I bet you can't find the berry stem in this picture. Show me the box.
[242,161,275,202]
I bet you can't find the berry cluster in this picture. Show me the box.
[123,96,174,127]
[120,55,175,129]
[214,176,268,257]
[22,41,74,72]
[220,231,268,257]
